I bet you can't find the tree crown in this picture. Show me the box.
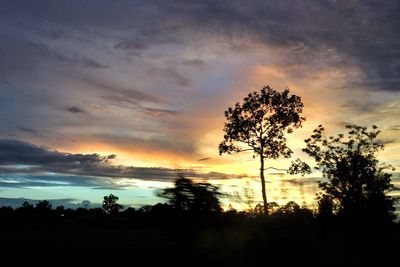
[219,86,305,159]
[102,194,123,214]
[158,176,222,214]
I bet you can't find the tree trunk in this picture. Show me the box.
[260,155,268,216]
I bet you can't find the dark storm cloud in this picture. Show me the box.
[0,139,113,166]
[0,140,120,188]
[0,139,250,188]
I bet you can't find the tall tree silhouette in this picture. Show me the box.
[301,124,397,222]
[219,86,305,215]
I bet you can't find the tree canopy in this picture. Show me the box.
[158,176,222,214]
[301,124,397,222]
[102,194,123,215]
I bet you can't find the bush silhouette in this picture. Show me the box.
[158,176,222,214]
[301,124,397,222]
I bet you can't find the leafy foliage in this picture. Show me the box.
[158,176,222,214]
[302,124,397,221]
[102,194,123,215]
[219,86,305,158]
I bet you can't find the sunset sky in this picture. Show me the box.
[0,0,399,209]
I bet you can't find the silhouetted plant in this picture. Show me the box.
[317,194,334,220]
[228,181,258,211]
[20,201,34,210]
[102,194,123,215]
[267,201,280,214]
[299,124,397,222]
[55,205,65,216]
[35,200,52,211]
[219,85,305,215]
[158,176,222,214]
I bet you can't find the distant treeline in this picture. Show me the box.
[0,198,314,225]
[0,195,399,266]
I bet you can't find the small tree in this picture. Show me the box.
[102,194,123,215]
[158,176,222,214]
[35,200,52,211]
[300,124,397,222]
[219,85,305,215]
[21,201,34,210]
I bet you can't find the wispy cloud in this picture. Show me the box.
[16,127,41,135]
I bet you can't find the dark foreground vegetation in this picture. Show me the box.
[0,200,398,266]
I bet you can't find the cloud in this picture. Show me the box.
[16,127,42,136]
[80,78,181,117]
[0,0,399,94]
[0,139,251,189]
[141,107,180,117]
[83,78,164,104]
[0,0,399,195]
[154,66,192,87]
[81,57,109,69]
[113,39,148,56]
[0,139,112,166]
[181,58,204,67]
[390,125,400,131]
[377,139,397,145]
[66,106,86,114]
[0,173,98,188]
[9,39,108,69]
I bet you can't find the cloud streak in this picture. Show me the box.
[0,139,251,189]
[66,106,86,114]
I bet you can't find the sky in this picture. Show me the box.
[0,0,399,209]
